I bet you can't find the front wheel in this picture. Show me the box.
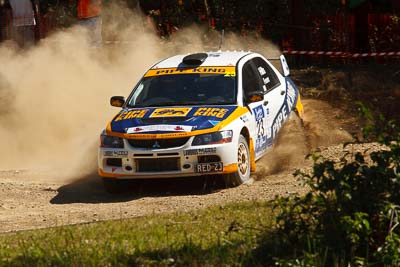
[223,135,251,187]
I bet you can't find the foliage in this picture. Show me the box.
[0,202,272,267]
[369,15,400,52]
[1,102,399,266]
[258,104,400,266]
[39,0,78,27]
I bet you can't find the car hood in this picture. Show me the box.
[109,105,240,134]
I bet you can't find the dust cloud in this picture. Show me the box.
[254,113,308,178]
[0,3,280,180]
[254,99,354,178]
[302,99,354,148]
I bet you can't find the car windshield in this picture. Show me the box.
[126,74,237,107]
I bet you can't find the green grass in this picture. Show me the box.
[0,201,273,267]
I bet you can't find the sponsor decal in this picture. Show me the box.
[253,105,267,156]
[104,151,128,157]
[258,66,266,76]
[272,81,297,138]
[286,81,297,110]
[150,107,191,118]
[257,66,271,88]
[144,66,236,77]
[129,127,143,133]
[183,147,217,156]
[193,107,228,118]
[114,109,148,121]
[253,105,265,121]
[112,167,118,172]
[104,151,113,157]
[272,108,288,138]
[126,124,193,134]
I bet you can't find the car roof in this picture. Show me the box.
[152,51,253,69]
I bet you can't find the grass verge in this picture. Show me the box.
[0,201,273,267]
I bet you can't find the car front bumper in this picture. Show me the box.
[98,138,238,179]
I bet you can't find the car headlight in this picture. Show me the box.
[100,131,124,148]
[192,130,233,146]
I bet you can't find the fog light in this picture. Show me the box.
[183,163,191,169]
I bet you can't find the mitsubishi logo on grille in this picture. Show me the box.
[152,141,161,148]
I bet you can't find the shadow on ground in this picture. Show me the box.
[50,172,226,204]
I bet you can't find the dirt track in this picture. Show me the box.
[0,99,360,233]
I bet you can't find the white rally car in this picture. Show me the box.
[98,51,303,193]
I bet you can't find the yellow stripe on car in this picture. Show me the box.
[144,66,236,77]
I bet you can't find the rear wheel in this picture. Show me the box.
[223,135,251,187]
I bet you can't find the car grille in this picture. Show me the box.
[127,137,190,148]
[135,158,180,172]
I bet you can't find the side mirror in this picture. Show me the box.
[246,91,264,104]
[110,96,125,107]
[280,55,290,77]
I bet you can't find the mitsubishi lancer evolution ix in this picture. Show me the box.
[98,51,303,193]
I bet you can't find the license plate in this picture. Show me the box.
[195,162,223,173]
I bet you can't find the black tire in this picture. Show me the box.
[102,178,125,194]
[223,135,251,187]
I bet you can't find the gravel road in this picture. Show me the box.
[0,99,362,233]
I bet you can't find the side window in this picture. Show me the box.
[242,60,264,98]
[252,57,281,92]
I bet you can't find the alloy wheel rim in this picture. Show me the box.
[238,142,249,176]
